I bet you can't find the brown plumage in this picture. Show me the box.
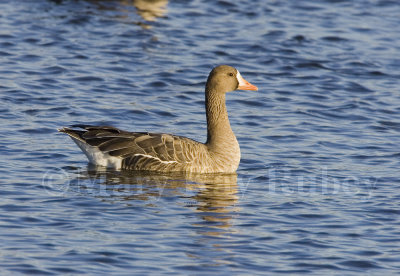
[59,65,258,173]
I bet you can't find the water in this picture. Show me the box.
[1,0,400,274]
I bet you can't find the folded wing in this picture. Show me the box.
[59,125,204,171]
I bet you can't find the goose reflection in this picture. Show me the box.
[82,0,168,27]
[72,166,239,235]
[126,0,168,22]
[189,175,240,235]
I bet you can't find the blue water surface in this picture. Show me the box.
[1,0,400,275]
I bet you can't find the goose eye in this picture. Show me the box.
[228,73,234,77]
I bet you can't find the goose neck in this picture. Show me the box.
[205,89,236,147]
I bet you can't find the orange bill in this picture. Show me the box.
[237,71,258,91]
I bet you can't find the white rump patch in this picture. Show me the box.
[72,139,123,169]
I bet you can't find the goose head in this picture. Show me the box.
[206,65,258,94]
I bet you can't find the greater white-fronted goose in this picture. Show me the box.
[59,65,258,173]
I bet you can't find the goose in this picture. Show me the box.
[59,65,258,173]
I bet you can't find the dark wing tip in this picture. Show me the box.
[68,124,122,133]
[58,125,88,132]
[58,126,86,142]
[58,127,76,133]
[58,124,120,130]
